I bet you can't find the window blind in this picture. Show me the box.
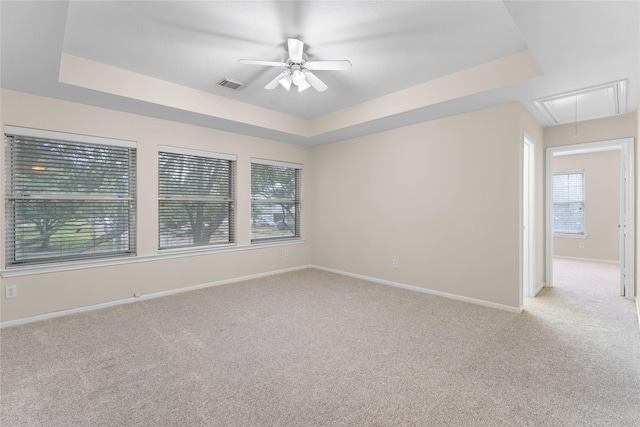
[553,172,585,234]
[158,148,235,249]
[5,131,136,266]
[251,159,301,242]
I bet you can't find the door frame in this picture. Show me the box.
[523,134,536,301]
[545,138,635,299]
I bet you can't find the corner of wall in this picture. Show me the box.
[636,98,640,305]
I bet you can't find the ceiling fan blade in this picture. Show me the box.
[304,71,328,92]
[239,59,286,67]
[305,60,352,71]
[288,38,304,62]
[265,71,288,90]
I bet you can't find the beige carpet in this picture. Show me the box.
[1,260,639,426]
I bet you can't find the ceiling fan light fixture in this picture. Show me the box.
[292,69,306,86]
[297,78,311,92]
[279,73,293,91]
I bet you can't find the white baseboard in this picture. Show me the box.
[311,265,522,314]
[534,283,546,296]
[553,256,620,264]
[0,265,312,329]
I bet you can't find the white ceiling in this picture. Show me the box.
[1,1,638,146]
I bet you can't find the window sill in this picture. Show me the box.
[251,237,302,246]
[1,239,306,278]
[553,233,588,239]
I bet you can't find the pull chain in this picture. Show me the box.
[574,95,578,138]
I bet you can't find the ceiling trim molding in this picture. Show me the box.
[309,50,542,136]
[59,50,543,140]
[58,53,309,137]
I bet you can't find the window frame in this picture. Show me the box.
[552,171,586,236]
[4,126,137,267]
[250,158,302,243]
[158,146,237,251]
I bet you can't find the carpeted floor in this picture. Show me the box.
[1,259,639,426]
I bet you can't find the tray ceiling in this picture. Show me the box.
[1,1,638,145]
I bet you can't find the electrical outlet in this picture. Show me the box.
[5,285,17,299]
[579,242,585,249]
[284,249,289,257]
[392,259,399,268]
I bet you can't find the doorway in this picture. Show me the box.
[545,138,635,300]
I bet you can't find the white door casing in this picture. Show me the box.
[523,134,535,301]
[545,138,635,300]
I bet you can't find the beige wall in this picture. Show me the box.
[545,113,637,148]
[0,89,313,321]
[311,103,540,310]
[4,86,616,321]
[553,151,620,262]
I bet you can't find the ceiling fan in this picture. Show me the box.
[239,38,351,93]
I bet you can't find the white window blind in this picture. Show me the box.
[158,147,236,249]
[553,172,585,234]
[5,129,136,266]
[251,159,301,242]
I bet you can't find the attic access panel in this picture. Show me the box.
[533,80,627,126]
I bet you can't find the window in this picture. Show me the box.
[251,159,301,242]
[553,171,585,234]
[5,126,136,266]
[159,147,235,249]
